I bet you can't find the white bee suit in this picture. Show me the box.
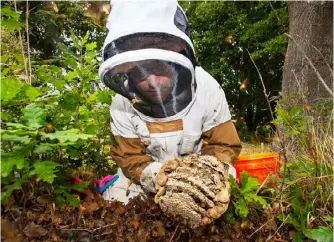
[103,67,237,204]
[99,0,241,204]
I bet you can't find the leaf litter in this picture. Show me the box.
[1,192,291,242]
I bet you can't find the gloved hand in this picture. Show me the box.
[154,154,231,229]
[140,162,163,193]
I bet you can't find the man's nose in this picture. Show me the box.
[147,75,160,88]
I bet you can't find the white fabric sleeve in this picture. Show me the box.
[110,95,138,138]
[140,162,163,193]
[201,72,232,132]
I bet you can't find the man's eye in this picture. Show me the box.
[129,71,146,82]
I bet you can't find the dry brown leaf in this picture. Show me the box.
[137,227,149,242]
[80,200,101,214]
[37,195,53,205]
[43,2,58,12]
[289,230,296,240]
[84,201,100,213]
[151,221,165,237]
[52,214,63,226]
[1,218,22,242]
[23,222,48,238]
[84,3,110,26]
[114,205,126,216]
[130,218,140,230]
[79,204,87,214]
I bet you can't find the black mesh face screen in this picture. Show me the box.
[103,60,194,118]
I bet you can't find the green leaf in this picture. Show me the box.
[2,19,23,32]
[1,154,25,177]
[21,104,47,129]
[96,90,112,104]
[34,144,57,154]
[222,211,237,225]
[304,227,333,242]
[1,111,10,121]
[67,70,78,81]
[71,182,89,192]
[45,129,93,143]
[293,231,303,242]
[239,171,249,189]
[1,7,21,18]
[1,174,30,204]
[1,134,31,144]
[1,68,9,77]
[70,30,81,49]
[84,51,97,64]
[1,77,22,102]
[31,160,60,183]
[85,42,97,51]
[22,84,42,101]
[59,91,80,111]
[1,129,38,136]
[86,124,97,134]
[278,214,301,230]
[241,176,260,194]
[5,122,32,130]
[235,198,248,218]
[64,192,80,207]
[82,31,90,46]
[48,79,66,90]
[244,193,267,205]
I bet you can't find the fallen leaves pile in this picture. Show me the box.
[1,192,289,242]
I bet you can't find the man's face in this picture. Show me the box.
[127,61,175,103]
[135,74,173,103]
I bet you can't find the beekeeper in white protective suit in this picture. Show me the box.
[99,0,242,204]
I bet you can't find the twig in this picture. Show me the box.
[13,0,29,83]
[256,175,269,194]
[285,33,333,97]
[249,216,275,238]
[265,214,290,242]
[281,174,333,193]
[169,225,179,242]
[25,0,32,85]
[291,70,315,166]
[246,49,290,196]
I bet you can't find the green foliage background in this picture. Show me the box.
[0,2,332,241]
[181,1,288,139]
[1,3,114,206]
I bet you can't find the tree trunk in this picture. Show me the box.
[274,1,333,156]
[282,1,333,104]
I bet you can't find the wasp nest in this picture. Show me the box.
[155,154,231,229]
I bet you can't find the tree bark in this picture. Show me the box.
[282,1,333,104]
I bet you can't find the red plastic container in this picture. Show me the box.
[234,152,281,184]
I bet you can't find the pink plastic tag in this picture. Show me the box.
[98,175,115,188]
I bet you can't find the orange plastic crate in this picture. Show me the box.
[234,152,281,184]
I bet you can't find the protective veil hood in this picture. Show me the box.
[99,0,196,119]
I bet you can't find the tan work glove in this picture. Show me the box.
[154,154,231,229]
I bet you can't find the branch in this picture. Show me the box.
[246,49,290,195]
[25,0,32,85]
[285,33,333,97]
[13,0,29,83]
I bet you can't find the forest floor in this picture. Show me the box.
[2,193,293,242]
[1,143,295,242]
